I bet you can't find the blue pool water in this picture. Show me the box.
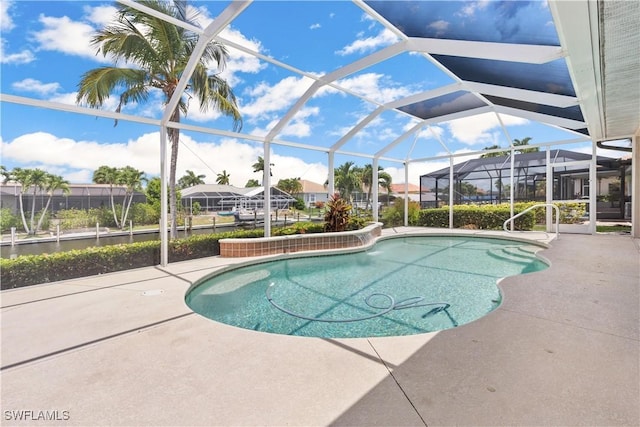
[185,236,548,338]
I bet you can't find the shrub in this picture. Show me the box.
[416,205,535,230]
[131,203,160,226]
[1,208,20,233]
[0,225,327,289]
[290,197,305,210]
[381,198,421,227]
[273,221,324,235]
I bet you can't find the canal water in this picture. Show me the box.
[0,224,240,259]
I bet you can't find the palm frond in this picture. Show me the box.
[76,67,148,108]
[189,64,242,131]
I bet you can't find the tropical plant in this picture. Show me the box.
[35,174,70,232]
[481,137,538,158]
[216,170,231,185]
[324,193,352,232]
[245,179,260,188]
[277,177,302,196]
[252,156,274,184]
[332,161,362,204]
[178,170,205,189]
[93,165,120,227]
[10,168,32,233]
[76,0,242,239]
[26,169,47,235]
[360,164,392,209]
[117,166,146,228]
[0,165,11,183]
[379,172,393,206]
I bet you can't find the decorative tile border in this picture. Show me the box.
[219,223,382,257]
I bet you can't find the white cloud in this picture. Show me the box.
[83,4,118,28]
[217,27,268,86]
[33,15,98,59]
[241,75,315,119]
[336,28,399,56]
[310,23,321,30]
[1,0,15,31]
[336,72,413,104]
[445,112,528,145]
[428,20,449,36]
[0,44,35,65]
[251,107,320,138]
[12,78,61,95]
[0,131,329,187]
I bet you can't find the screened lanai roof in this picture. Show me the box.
[1,0,638,167]
[421,149,620,181]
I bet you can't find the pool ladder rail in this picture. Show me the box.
[503,203,559,240]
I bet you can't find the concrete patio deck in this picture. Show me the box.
[1,228,638,426]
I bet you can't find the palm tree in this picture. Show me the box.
[118,166,146,228]
[216,170,231,185]
[360,164,392,209]
[26,169,48,235]
[0,165,11,183]
[76,1,242,239]
[35,173,70,232]
[93,165,121,228]
[480,144,503,158]
[332,161,362,204]
[481,137,538,158]
[513,137,539,154]
[11,168,32,233]
[252,156,274,183]
[245,179,259,188]
[178,170,205,189]
[277,177,302,196]
[379,171,393,207]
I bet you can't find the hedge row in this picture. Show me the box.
[415,205,535,230]
[1,222,324,290]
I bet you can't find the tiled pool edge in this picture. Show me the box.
[219,222,382,257]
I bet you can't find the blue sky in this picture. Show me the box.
[0,0,604,187]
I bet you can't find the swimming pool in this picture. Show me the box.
[185,235,548,338]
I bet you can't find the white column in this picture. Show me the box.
[372,158,379,221]
[589,140,597,234]
[160,126,168,267]
[632,133,639,238]
[449,156,454,229]
[509,148,515,231]
[327,152,335,195]
[546,147,553,232]
[264,141,271,237]
[404,162,409,226]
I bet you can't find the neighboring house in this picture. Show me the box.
[180,184,296,213]
[298,180,329,208]
[389,183,421,203]
[0,183,146,215]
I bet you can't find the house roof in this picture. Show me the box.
[390,183,420,194]
[299,180,327,194]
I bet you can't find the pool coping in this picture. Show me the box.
[1,228,638,426]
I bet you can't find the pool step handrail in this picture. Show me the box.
[503,203,559,240]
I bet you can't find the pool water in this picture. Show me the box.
[185,236,548,338]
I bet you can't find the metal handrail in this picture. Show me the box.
[503,203,559,239]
